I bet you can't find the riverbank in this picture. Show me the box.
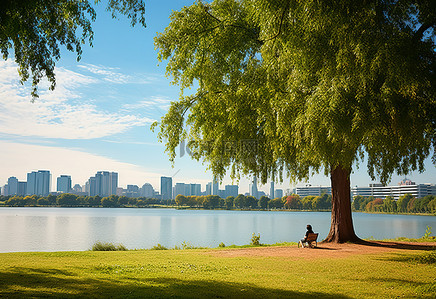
[1,240,435,298]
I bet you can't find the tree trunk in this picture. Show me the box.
[323,164,360,243]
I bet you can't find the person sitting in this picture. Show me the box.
[299,224,314,248]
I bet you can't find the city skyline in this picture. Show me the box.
[2,167,435,200]
[1,1,435,195]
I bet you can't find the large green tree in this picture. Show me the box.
[0,0,146,97]
[154,0,436,242]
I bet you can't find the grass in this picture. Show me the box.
[1,244,435,298]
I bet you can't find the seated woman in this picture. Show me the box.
[299,224,314,248]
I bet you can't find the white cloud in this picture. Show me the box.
[0,60,154,139]
[122,96,172,114]
[77,63,131,84]
[0,141,162,189]
[76,63,159,85]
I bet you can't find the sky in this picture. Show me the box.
[0,1,435,195]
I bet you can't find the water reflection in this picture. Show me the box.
[0,207,434,252]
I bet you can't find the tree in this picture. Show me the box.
[233,194,246,209]
[46,194,57,205]
[245,195,258,209]
[203,195,220,208]
[429,197,436,213]
[175,194,187,206]
[383,196,396,213]
[1,0,146,98]
[258,195,269,210]
[37,197,49,206]
[57,193,78,206]
[225,196,234,209]
[397,194,414,213]
[268,197,284,209]
[101,195,119,207]
[365,198,384,212]
[284,195,302,210]
[154,0,436,242]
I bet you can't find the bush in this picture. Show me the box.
[91,242,127,251]
[423,226,433,239]
[218,242,226,248]
[151,243,168,250]
[251,233,261,246]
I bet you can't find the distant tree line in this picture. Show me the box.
[0,194,172,207]
[0,193,333,210]
[352,194,436,214]
[2,193,434,214]
[175,193,332,211]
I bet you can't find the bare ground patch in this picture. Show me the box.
[206,241,436,259]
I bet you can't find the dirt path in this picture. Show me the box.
[207,241,436,259]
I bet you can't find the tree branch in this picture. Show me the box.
[260,2,290,42]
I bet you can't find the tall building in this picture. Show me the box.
[2,184,7,196]
[174,183,186,197]
[125,185,140,197]
[250,176,258,199]
[141,183,155,198]
[7,177,19,196]
[274,189,283,199]
[206,182,212,195]
[212,177,219,196]
[72,184,83,192]
[57,175,72,193]
[270,181,274,199]
[190,184,201,196]
[173,182,201,197]
[27,170,51,196]
[87,171,117,197]
[18,182,27,196]
[160,176,172,200]
[224,185,238,198]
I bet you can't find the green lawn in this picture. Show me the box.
[1,247,435,298]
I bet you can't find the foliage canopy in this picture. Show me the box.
[154,0,436,186]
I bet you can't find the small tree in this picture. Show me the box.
[234,194,246,209]
[175,194,187,206]
[258,196,269,210]
[225,196,235,210]
[397,194,414,213]
[284,195,302,210]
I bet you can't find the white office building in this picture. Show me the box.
[352,179,436,200]
[294,185,331,198]
[27,170,51,196]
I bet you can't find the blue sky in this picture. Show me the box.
[0,1,435,195]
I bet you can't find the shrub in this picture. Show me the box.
[91,242,127,251]
[151,243,168,250]
[423,226,432,239]
[218,242,226,248]
[251,233,261,246]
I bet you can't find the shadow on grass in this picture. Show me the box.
[354,276,436,297]
[0,266,350,298]
[375,250,436,264]
[353,240,436,251]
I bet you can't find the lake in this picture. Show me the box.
[0,207,435,252]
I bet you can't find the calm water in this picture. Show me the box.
[0,207,435,252]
